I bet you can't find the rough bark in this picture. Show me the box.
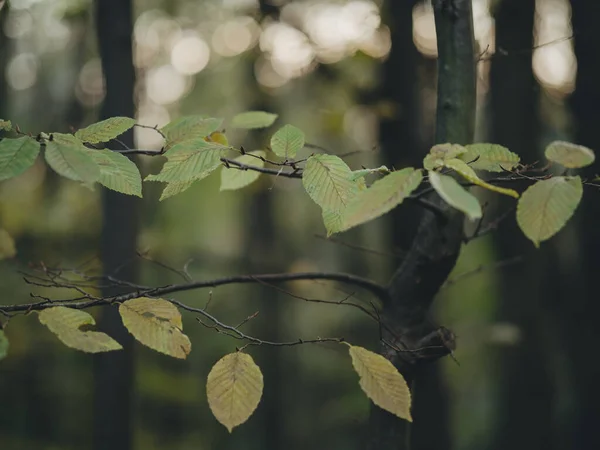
[367,1,476,448]
[92,1,139,450]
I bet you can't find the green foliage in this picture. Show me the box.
[348,344,412,422]
[423,143,467,171]
[459,143,520,172]
[0,120,11,131]
[349,165,390,181]
[545,140,595,169]
[38,307,122,353]
[119,298,192,359]
[230,111,278,129]
[0,329,8,361]
[429,171,482,220]
[517,176,583,247]
[270,124,305,159]
[443,158,519,198]
[161,116,223,149]
[160,180,195,201]
[220,151,265,191]
[0,136,40,180]
[206,352,264,432]
[89,149,142,197]
[44,133,100,183]
[75,116,136,144]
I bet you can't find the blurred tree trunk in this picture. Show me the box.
[489,1,555,449]
[0,1,9,120]
[564,2,600,448]
[92,1,138,450]
[379,2,451,450]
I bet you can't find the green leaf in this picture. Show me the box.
[302,154,357,212]
[349,165,391,181]
[45,133,100,183]
[516,176,582,247]
[0,329,9,361]
[0,136,40,181]
[88,150,142,197]
[220,151,265,191]
[119,297,191,359]
[161,116,223,149]
[341,168,423,233]
[38,307,122,353]
[75,117,136,144]
[159,181,195,201]
[444,158,519,198]
[0,228,16,260]
[270,124,305,159]
[0,120,12,131]
[545,141,595,169]
[460,143,520,172]
[423,143,467,171]
[230,111,278,129]
[348,345,412,422]
[145,139,227,183]
[429,170,482,220]
[207,352,263,432]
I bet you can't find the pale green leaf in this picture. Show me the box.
[0,136,40,180]
[349,165,391,181]
[444,158,519,198]
[460,143,520,172]
[88,150,142,197]
[545,140,595,169]
[0,329,9,361]
[75,117,136,144]
[0,120,12,131]
[145,139,227,183]
[322,208,345,236]
[348,345,412,422]
[159,181,195,201]
[207,352,263,432]
[270,124,304,159]
[302,154,356,212]
[341,168,423,233]
[230,111,278,129]
[220,151,265,191]
[119,297,191,359]
[161,116,223,149]
[45,133,100,183]
[38,307,122,353]
[423,143,467,171]
[0,229,16,260]
[429,171,482,220]
[516,176,582,247]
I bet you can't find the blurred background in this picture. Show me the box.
[1,0,599,449]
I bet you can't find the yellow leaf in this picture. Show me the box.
[38,307,122,353]
[444,158,519,198]
[207,352,263,432]
[119,298,191,359]
[348,345,412,422]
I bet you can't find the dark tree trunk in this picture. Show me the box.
[489,1,555,449]
[563,2,600,449]
[92,2,139,450]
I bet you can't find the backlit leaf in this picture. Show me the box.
[38,307,122,353]
[230,111,278,129]
[0,229,16,259]
[0,136,40,180]
[423,143,466,171]
[207,352,263,432]
[429,171,482,220]
[460,143,520,172]
[88,150,142,197]
[159,181,195,201]
[302,154,356,212]
[341,168,423,233]
[270,124,304,159]
[444,158,519,198]
[45,133,100,183]
[145,139,227,183]
[220,151,265,191]
[348,345,412,422]
[161,116,223,149]
[0,329,9,361]
[119,297,191,359]
[516,176,582,247]
[75,117,136,144]
[545,141,595,169]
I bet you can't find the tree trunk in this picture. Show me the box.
[367,1,476,448]
[92,2,138,450]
